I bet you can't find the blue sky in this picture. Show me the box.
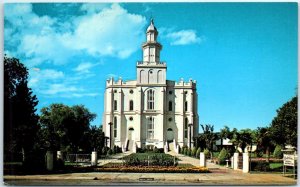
[4,3,298,132]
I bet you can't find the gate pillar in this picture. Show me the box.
[243,152,249,173]
[233,153,239,170]
[200,152,206,167]
[91,151,97,166]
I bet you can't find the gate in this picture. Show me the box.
[65,154,91,166]
[238,154,243,169]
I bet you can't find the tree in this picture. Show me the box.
[39,104,96,153]
[199,124,217,159]
[219,125,233,149]
[230,129,254,153]
[4,55,39,162]
[255,127,273,162]
[269,96,297,147]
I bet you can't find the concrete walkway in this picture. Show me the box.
[97,151,132,166]
[4,172,296,185]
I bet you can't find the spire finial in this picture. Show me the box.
[151,18,154,25]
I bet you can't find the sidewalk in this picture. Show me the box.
[4,172,297,185]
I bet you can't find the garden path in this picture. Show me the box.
[97,152,132,166]
[167,152,228,170]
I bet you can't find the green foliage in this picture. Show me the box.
[273,145,283,158]
[218,148,229,165]
[191,147,197,157]
[187,148,191,156]
[183,147,188,155]
[230,128,254,153]
[107,149,113,155]
[196,147,201,158]
[4,55,39,162]
[270,96,297,147]
[203,148,210,158]
[199,124,217,151]
[250,161,270,172]
[39,104,96,153]
[123,153,177,167]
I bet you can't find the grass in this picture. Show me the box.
[270,163,283,170]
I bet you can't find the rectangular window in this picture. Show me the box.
[147,90,155,110]
[114,100,117,111]
[184,118,188,138]
[129,100,134,111]
[168,101,172,111]
[147,117,154,139]
[114,117,117,138]
[185,101,188,112]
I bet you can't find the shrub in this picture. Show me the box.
[218,148,229,165]
[191,147,197,157]
[187,148,191,156]
[196,147,201,158]
[273,145,283,158]
[204,149,210,159]
[107,149,113,155]
[183,148,188,155]
[251,161,270,172]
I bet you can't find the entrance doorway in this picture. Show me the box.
[167,128,174,142]
[128,127,134,140]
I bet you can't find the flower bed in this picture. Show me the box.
[95,165,209,173]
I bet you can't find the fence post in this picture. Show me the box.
[243,152,249,173]
[231,156,234,168]
[200,152,206,167]
[91,151,97,166]
[233,153,239,170]
[46,151,54,171]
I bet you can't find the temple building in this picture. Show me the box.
[102,19,199,152]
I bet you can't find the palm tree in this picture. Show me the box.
[200,124,217,158]
[255,127,272,162]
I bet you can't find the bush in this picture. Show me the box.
[187,148,191,156]
[218,148,229,165]
[107,149,113,155]
[273,145,283,158]
[251,161,270,172]
[203,149,210,159]
[191,147,197,157]
[196,147,201,158]
[183,148,188,155]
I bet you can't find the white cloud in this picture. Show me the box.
[28,68,64,88]
[80,3,109,14]
[63,4,146,58]
[5,3,147,67]
[73,62,102,73]
[165,29,203,45]
[41,83,79,95]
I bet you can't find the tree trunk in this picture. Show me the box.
[266,147,270,163]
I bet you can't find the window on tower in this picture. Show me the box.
[147,89,155,110]
[184,118,188,138]
[129,100,134,111]
[114,117,117,138]
[168,101,172,111]
[185,101,188,112]
[114,100,117,111]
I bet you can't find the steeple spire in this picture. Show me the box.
[142,19,162,63]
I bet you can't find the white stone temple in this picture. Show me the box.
[102,19,199,152]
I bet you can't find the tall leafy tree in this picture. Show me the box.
[4,55,39,162]
[270,96,297,147]
[200,124,217,151]
[39,104,96,153]
[230,128,254,153]
[255,127,272,161]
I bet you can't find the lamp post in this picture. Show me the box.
[188,123,193,148]
[108,122,113,149]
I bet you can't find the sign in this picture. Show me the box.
[283,154,295,166]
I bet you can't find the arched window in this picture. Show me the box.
[168,101,172,111]
[114,100,117,111]
[129,100,134,111]
[114,117,117,138]
[184,118,188,138]
[184,101,188,112]
[147,117,154,139]
[147,89,155,110]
